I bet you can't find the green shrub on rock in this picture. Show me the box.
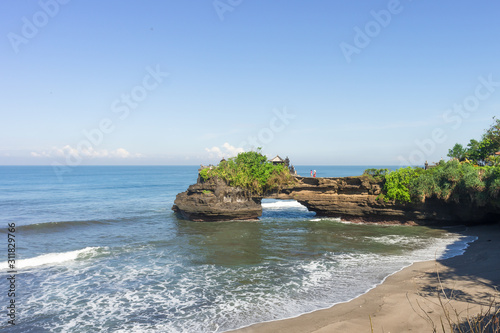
[363,168,390,181]
[483,166,500,198]
[383,160,500,208]
[383,167,422,203]
[199,149,293,195]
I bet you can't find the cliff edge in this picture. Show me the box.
[172,174,500,224]
[172,177,262,221]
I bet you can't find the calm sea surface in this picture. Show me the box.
[0,166,474,332]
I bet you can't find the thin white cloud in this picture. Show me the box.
[222,142,244,156]
[205,142,244,159]
[205,146,222,157]
[31,146,141,159]
[112,148,131,158]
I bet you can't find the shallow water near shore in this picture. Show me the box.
[0,166,475,332]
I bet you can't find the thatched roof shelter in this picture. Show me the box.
[269,155,285,165]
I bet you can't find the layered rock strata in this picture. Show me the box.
[173,175,500,224]
[172,178,262,221]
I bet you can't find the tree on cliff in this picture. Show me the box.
[447,143,467,161]
[380,118,500,204]
[448,117,500,166]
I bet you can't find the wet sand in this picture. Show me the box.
[230,224,500,333]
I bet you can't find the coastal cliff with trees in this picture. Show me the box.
[376,118,500,206]
[447,117,500,166]
[173,119,500,224]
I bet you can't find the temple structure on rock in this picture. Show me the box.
[269,155,285,165]
[270,155,297,176]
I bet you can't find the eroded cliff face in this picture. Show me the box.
[172,178,262,222]
[273,176,490,224]
[172,175,500,224]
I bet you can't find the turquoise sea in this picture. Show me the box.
[0,166,475,332]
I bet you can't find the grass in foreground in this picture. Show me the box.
[409,268,500,333]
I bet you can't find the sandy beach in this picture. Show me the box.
[230,224,500,333]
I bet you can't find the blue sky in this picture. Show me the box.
[1,0,499,166]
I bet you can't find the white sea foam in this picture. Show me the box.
[20,232,475,333]
[16,230,476,332]
[309,217,341,222]
[261,200,307,210]
[2,247,103,270]
[365,235,422,246]
[436,234,477,259]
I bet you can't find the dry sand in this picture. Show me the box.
[229,224,500,333]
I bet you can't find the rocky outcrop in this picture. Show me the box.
[173,174,500,224]
[172,178,262,222]
[272,176,498,224]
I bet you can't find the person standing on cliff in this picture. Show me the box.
[313,170,316,177]
[310,170,313,177]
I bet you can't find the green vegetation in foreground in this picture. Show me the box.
[366,118,500,205]
[199,149,294,195]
